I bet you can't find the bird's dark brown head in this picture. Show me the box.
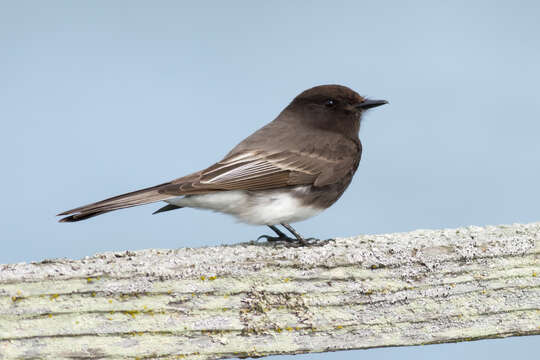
[285,84,387,136]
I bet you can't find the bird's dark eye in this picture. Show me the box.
[324,99,336,108]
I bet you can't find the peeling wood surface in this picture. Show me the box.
[1,222,539,359]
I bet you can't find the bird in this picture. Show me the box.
[58,84,387,245]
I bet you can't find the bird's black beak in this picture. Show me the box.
[355,99,388,110]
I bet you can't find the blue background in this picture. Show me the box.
[2,1,539,359]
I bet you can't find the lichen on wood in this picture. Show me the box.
[1,222,539,359]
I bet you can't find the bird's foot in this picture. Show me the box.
[301,237,323,246]
[257,235,331,247]
[258,224,332,247]
[257,234,297,243]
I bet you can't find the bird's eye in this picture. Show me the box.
[325,99,336,107]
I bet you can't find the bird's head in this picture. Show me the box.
[286,84,387,135]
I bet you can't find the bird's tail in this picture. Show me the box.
[57,182,176,222]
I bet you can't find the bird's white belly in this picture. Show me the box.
[165,187,322,225]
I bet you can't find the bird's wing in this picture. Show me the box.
[157,149,346,196]
[58,147,358,222]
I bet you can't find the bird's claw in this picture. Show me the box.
[257,235,331,247]
[300,237,331,246]
[257,234,297,243]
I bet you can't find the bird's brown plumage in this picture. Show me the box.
[58,84,368,222]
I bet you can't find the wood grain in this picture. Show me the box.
[1,223,539,359]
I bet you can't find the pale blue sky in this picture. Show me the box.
[1,1,539,359]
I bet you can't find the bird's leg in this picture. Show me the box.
[268,225,288,238]
[280,223,322,246]
[257,225,297,243]
[258,224,325,246]
[280,223,308,245]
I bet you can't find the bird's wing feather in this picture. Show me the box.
[157,150,344,196]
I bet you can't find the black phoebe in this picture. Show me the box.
[58,85,387,244]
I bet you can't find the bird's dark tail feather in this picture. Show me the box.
[57,181,176,222]
[59,210,115,222]
[152,204,183,215]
